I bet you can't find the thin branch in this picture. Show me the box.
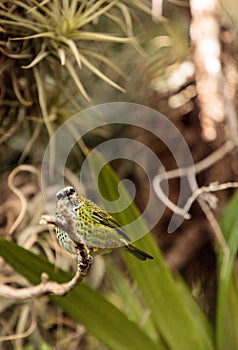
[0,204,92,300]
[183,181,238,214]
[0,271,81,300]
[152,175,191,219]
[154,167,238,254]
[197,197,229,256]
[155,140,234,180]
[153,140,236,218]
[0,311,36,342]
[8,165,41,234]
[11,67,32,106]
[41,204,92,275]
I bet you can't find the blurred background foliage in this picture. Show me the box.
[0,0,238,349]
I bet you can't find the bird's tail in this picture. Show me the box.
[125,244,154,261]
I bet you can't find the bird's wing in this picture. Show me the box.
[80,197,131,242]
[91,209,131,241]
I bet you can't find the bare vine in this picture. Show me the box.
[0,204,91,300]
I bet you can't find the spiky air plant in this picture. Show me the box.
[0,0,135,104]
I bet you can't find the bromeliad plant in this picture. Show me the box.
[0,0,137,106]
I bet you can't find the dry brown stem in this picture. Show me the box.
[0,271,81,300]
[153,140,237,219]
[0,204,91,300]
[197,196,229,255]
[153,138,238,254]
[7,165,41,234]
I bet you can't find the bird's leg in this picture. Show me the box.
[40,208,93,277]
[76,242,93,276]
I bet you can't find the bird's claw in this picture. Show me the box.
[77,252,93,276]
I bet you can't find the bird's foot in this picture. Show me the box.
[76,247,93,276]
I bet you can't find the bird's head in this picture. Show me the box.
[56,186,83,212]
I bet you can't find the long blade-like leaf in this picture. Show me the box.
[217,192,238,350]
[87,150,213,350]
[0,237,158,350]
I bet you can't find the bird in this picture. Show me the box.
[54,186,153,261]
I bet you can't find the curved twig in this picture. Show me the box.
[0,271,82,300]
[8,165,40,234]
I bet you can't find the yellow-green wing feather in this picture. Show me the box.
[76,196,130,248]
[80,196,131,240]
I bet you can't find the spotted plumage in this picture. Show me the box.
[55,186,153,261]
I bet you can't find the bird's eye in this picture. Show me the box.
[66,186,76,196]
[56,186,76,200]
[69,187,75,195]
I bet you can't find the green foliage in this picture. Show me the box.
[1,3,237,348]
[0,152,217,349]
[217,192,238,350]
[88,150,214,350]
[0,238,157,350]
[1,155,238,349]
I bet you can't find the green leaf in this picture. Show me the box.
[217,191,238,350]
[87,149,214,350]
[65,60,91,101]
[106,259,161,345]
[80,53,126,93]
[121,236,213,350]
[0,237,158,350]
